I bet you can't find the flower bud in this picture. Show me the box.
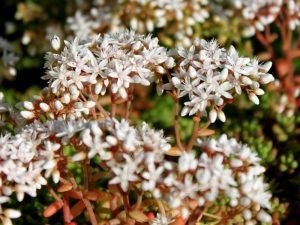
[217,110,226,122]
[0,196,9,204]
[255,88,264,95]
[4,209,21,219]
[51,35,61,51]
[241,76,253,85]
[156,65,166,74]
[39,102,50,112]
[257,211,272,223]
[62,93,71,104]
[106,135,118,145]
[243,26,255,37]
[146,19,154,32]
[20,111,35,119]
[209,109,217,123]
[23,101,34,110]
[130,18,138,30]
[249,93,259,105]
[8,67,16,76]
[54,100,64,110]
[72,152,87,162]
[188,66,197,78]
[52,170,60,184]
[243,209,252,220]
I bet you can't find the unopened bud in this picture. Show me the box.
[72,152,87,162]
[249,93,259,105]
[209,109,217,123]
[257,211,272,223]
[51,35,61,51]
[20,111,35,119]
[217,110,226,122]
[39,102,50,112]
[4,209,21,219]
[54,100,64,110]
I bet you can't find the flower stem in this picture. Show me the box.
[174,96,184,151]
[186,113,201,150]
[157,200,166,217]
[82,198,98,225]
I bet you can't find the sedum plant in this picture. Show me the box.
[0,31,275,225]
[233,0,300,109]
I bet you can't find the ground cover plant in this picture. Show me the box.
[0,0,299,225]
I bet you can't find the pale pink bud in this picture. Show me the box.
[62,93,71,104]
[23,101,34,110]
[255,88,264,95]
[209,109,217,123]
[106,135,118,145]
[4,209,21,219]
[156,66,166,74]
[20,111,35,119]
[249,93,259,105]
[243,209,252,221]
[217,110,226,122]
[0,196,10,204]
[130,18,138,30]
[257,211,272,223]
[39,102,50,112]
[54,100,64,110]
[51,35,61,51]
[52,170,60,184]
[241,76,253,85]
[16,191,24,202]
[146,19,154,32]
[72,152,87,162]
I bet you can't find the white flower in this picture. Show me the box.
[109,154,140,191]
[178,151,198,173]
[142,164,164,191]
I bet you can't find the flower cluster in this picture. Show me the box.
[77,119,272,224]
[166,39,274,122]
[0,31,275,224]
[0,116,170,224]
[156,134,272,224]
[26,31,173,120]
[234,0,300,36]
[50,118,272,224]
[0,37,18,81]
[0,119,66,225]
[68,0,211,46]
[0,114,272,224]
